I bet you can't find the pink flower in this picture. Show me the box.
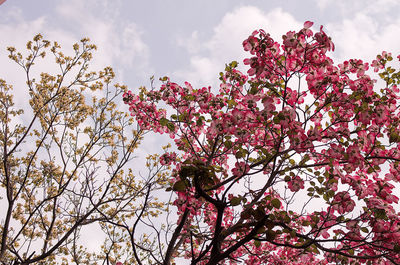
[287,175,304,192]
[304,21,314,29]
[332,192,355,214]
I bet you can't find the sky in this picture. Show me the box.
[1,0,400,155]
[1,0,400,258]
[1,0,400,90]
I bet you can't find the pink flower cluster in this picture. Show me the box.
[124,21,400,264]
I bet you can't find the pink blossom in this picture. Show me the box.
[122,21,400,264]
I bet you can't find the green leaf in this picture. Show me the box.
[253,207,265,220]
[310,244,320,254]
[254,240,261,248]
[265,230,276,241]
[271,198,281,209]
[256,226,266,234]
[159,117,169,126]
[389,132,400,143]
[185,94,196,101]
[235,149,246,159]
[394,244,400,253]
[373,208,387,219]
[224,140,233,149]
[227,99,236,107]
[230,196,241,206]
[173,180,187,191]
[249,86,258,95]
[166,122,175,131]
[261,148,269,156]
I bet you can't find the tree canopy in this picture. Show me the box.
[3,21,400,265]
[0,34,169,265]
[124,21,400,264]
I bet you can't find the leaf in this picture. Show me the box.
[394,244,400,253]
[265,229,276,241]
[224,140,233,149]
[166,122,175,131]
[271,198,281,209]
[253,207,265,220]
[235,149,245,159]
[249,86,258,95]
[254,240,261,248]
[230,196,241,206]
[389,132,400,143]
[373,208,387,220]
[273,116,280,124]
[172,180,187,191]
[159,117,169,126]
[310,244,320,254]
[227,99,236,107]
[256,226,266,234]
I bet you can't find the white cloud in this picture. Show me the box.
[315,0,330,10]
[176,30,202,54]
[315,0,400,16]
[0,0,152,115]
[174,3,400,89]
[173,6,302,88]
[54,0,150,75]
[325,8,400,64]
[313,0,400,64]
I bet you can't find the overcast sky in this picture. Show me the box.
[1,0,400,176]
[2,0,399,150]
[1,0,400,89]
[1,0,400,257]
[0,0,399,179]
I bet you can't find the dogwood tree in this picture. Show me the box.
[124,22,400,264]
